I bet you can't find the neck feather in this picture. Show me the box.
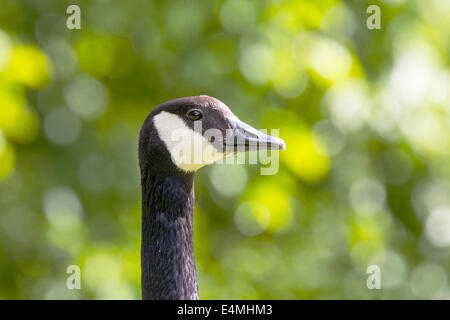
[141,171,198,300]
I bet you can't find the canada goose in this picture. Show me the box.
[138,95,286,300]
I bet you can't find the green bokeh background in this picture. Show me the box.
[0,0,449,299]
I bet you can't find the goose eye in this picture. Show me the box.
[187,109,203,121]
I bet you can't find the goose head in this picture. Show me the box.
[139,95,286,175]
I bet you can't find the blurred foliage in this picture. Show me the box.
[0,0,449,299]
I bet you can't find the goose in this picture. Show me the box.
[138,95,286,300]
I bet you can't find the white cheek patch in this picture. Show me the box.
[153,111,225,172]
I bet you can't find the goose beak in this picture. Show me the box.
[224,117,286,152]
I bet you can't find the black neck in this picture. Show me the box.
[141,171,198,300]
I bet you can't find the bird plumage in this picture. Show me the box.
[141,172,197,300]
[138,96,285,300]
